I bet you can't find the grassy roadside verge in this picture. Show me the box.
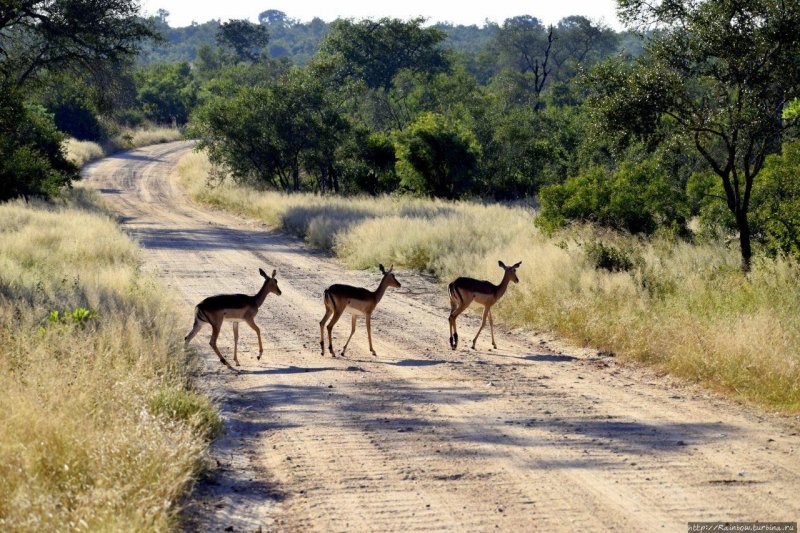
[0,198,220,530]
[179,150,800,411]
[65,126,183,167]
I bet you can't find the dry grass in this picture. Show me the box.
[64,125,183,169]
[0,200,219,531]
[179,150,800,410]
[110,126,183,152]
[64,138,105,167]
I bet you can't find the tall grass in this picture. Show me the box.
[64,138,105,167]
[64,125,183,168]
[0,200,219,530]
[179,151,800,410]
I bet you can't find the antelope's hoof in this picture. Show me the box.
[492,344,498,350]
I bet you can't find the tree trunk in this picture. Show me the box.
[736,209,752,273]
[292,162,300,192]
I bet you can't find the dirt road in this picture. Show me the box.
[84,142,800,532]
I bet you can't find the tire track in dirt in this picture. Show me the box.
[83,142,800,532]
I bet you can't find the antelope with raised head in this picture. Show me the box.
[448,260,521,350]
[320,264,401,357]
[184,268,282,367]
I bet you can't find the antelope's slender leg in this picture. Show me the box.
[342,315,357,356]
[326,307,344,357]
[320,306,333,355]
[209,323,231,367]
[232,321,240,366]
[184,318,203,344]
[245,317,263,360]
[488,310,497,349]
[472,306,491,350]
[366,314,376,355]
[449,301,469,350]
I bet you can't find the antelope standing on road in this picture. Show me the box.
[320,264,401,357]
[184,268,281,367]
[448,260,521,350]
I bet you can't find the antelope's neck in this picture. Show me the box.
[373,276,391,304]
[255,279,270,307]
[495,272,512,299]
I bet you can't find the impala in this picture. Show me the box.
[184,268,281,367]
[448,260,521,350]
[320,264,401,357]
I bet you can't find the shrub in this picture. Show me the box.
[149,387,223,440]
[536,159,688,235]
[584,240,642,272]
[0,90,78,200]
[395,112,480,199]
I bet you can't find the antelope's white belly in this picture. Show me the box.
[346,305,367,316]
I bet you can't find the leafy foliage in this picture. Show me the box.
[0,90,78,200]
[536,158,687,235]
[136,62,197,124]
[591,0,800,269]
[0,0,154,87]
[584,241,642,272]
[216,19,270,62]
[318,17,450,91]
[395,113,480,198]
[189,72,348,192]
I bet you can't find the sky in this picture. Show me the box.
[141,0,624,30]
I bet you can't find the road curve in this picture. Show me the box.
[84,142,800,532]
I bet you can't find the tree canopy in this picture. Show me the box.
[591,0,800,270]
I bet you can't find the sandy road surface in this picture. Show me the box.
[84,142,800,532]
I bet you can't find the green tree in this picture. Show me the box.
[395,112,480,198]
[493,16,554,109]
[0,90,77,200]
[318,17,449,92]
[750,142,800,257]
[136,62,197,124]
[0,0,152,199]
[0,0,154,86]
[550,16,618,81]
[190,72,348,192]
[216,19,270,62]
[591,0,800,271]
[692,141,800,257]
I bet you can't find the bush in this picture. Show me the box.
[395,112,480,199]
[0,90,78,200]
[584,240,642,272]
[536,159,688,235]
[149,387,222,440]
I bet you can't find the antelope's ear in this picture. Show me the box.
[388,264,394,273]
[259,268,268,278]
[379,264,385,273]
[513,261,521,268]
[271,269,277,278]
[498,260,507,269]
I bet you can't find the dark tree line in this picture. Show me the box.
[5,2,800,271]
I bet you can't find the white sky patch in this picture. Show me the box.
[141,0,623,30]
